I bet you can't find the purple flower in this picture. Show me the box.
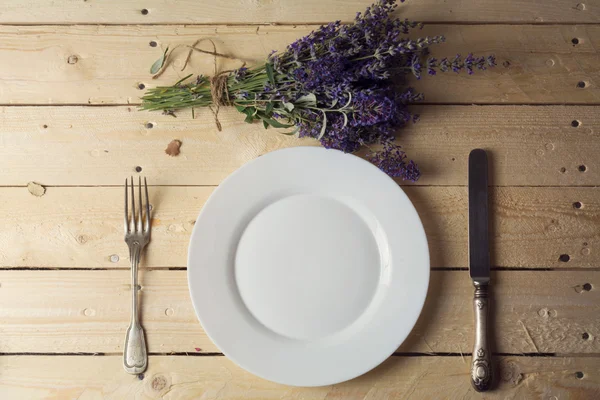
[233,67,248,82]
[368,142,421,182]
[426,57,437,76]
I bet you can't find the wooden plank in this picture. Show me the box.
[1,186,598,269]
[0,0,598,24]
[0,25,598,105]
[1,105,599,187]
[0,356,598,399]
[0,270,598,354]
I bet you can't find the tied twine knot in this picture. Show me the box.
[209,72,232,131]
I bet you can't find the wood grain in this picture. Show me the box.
[1,105,599,187]
[1,355,599,399]
[0,0,598,24]
[0,270,598,354]
[1,186,597,269]
[0,24,598,105]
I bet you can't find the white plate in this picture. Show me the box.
[187,147,429,387]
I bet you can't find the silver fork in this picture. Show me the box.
[123,176,150,374]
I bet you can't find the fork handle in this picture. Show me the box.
[124,243,147,374]
[124,323,147,374]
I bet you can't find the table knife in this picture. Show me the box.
[468,149,492,391]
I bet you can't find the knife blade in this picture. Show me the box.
[468,148,492,392]
[469,148,490,284]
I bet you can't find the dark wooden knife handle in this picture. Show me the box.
[471,283,492,391]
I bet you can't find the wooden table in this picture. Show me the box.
[1,0,599,398]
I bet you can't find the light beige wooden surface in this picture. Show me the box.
[1,0,599,398]
[0,0,598,24]
[1,186,598,269]
[0,270,598,354]
[0,24,599,105]
[0,105,598,187]
[1,356,598,400]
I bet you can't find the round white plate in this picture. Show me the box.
[188,147,429,387]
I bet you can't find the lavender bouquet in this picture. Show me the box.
[141,0,494,181]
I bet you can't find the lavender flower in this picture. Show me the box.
[141,0,495,181]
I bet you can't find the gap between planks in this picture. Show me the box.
[0,352,568,357]
[1,102,600,107]
[2,22,600,26]
[2,267,600,271]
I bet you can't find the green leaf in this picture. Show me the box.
[295,93,317,107]
[317,111,327,140]
[263,120,269,129]
[150,47,169,75]
[265,63,275,86]
[265,102,274,115]
[244,114,255,124]
[279,125,300,136]
[235,105,246,113]
[242,107,257,119]
[258,113,294,129]
[282,102,294,112]
[173,73,193,87]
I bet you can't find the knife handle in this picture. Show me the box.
[471,283,492,391]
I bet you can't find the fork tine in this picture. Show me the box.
[130,176,136,231]
[124,178,129,234]
[137,176,143,232]
[144,177,151,233]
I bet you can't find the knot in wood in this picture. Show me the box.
[151,375,168,391]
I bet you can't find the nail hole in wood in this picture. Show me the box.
[582,332,590,340]
[578,165,587,172]
[577,81,586,89]
[67,55,79,64]
[135,166,142,173]
[559,254,570,262]
[583,283,592,291]
[42,124,48,129]
[560,167,566,173]
[451,157,455,161]
[138,83,146,90]
[575,371,584,379]
[572,38,580,45]
[571,120,580,127]
[138,373,145,380]
[149,41,157,47]
[573,201,582,209]
[141,8,149,15]
[145,122,154,129]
